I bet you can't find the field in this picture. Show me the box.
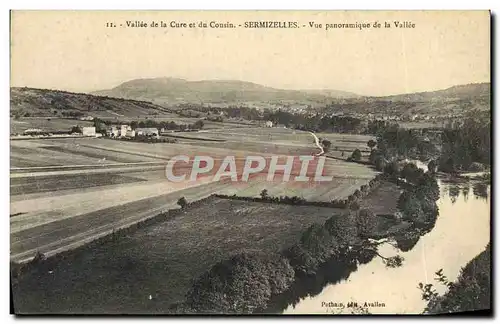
[11,196,344,314]
[163,127,374,157]
[9,125,398,315]
[359,180,403,215]
[10,127,379,266]
[10,118,94,135]
[217,172,375,202]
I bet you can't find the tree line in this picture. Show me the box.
[438,111,490,173]
[362,111,490,174]
[85,117,205,134]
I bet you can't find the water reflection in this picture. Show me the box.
[462,184,470,202]
[283,178,490,315]
[473,183,489,200]
[448,186,460,205]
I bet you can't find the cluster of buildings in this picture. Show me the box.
[21,124,161,140]
[106,125,159,139]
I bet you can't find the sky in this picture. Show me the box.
[10,10,490,96]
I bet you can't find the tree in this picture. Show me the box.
[93,117,106,133]
[401,163,421,183]
[369,149,380,164]
[324,213,358,246]
[186,252,294,313]
[367,139,377,150]
[70,125,82,134]
[192,120,205,130]
[260,189,269,200]
[397,191,424,222]
[374,156,387,171]
[13,111,22,120]
[351,149,362,162]
[177,197,188,209]
[321,139,332,152]
[356,209,377,238]
[300,223,339,260]
[427,160,437,174]
[384,160,401,177]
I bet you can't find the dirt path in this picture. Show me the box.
[309,131,324,156]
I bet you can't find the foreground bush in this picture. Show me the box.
[186,251,295,313]
[283,219,354,276]
[421,243,491,314]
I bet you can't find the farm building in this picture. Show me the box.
[82,127,96,137]
[23,128,47,136]
[120,125,129,137]
[79,116,94,121]
[265,121,273,128]
[136,128,159,139]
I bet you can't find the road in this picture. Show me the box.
[309,131,325,156]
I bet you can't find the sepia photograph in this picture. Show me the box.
[9,10,491,315]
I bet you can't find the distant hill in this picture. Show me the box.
[10,87,172,118]
[11,82,490,119]
[301,89,361,98]
[92,78,360,105]
[371,83,491,102]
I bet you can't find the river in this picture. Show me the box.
[283,172,490,314]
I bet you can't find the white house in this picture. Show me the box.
[136,128,159,139]
[120,125,129,137]
[265,121,273,128]
[82,127,96,137]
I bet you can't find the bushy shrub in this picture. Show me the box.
[177,197,188,209]
[282,244,321,276]
[351,149,362,162]
[186,252,295,313]
[324,213,358,246]
[356,209,377,238]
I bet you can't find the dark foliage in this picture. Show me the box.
[186,252,295,313]
[420,243,491,314]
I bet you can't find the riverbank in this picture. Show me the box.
[283,176,489,314]
[423,243,491,314]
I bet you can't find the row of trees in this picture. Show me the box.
[397,171,440,226]
[128,119,204,131]
[174,103,399,134]
[81,117,206,135]
[368,111,491,174]
[215,173,385,210]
